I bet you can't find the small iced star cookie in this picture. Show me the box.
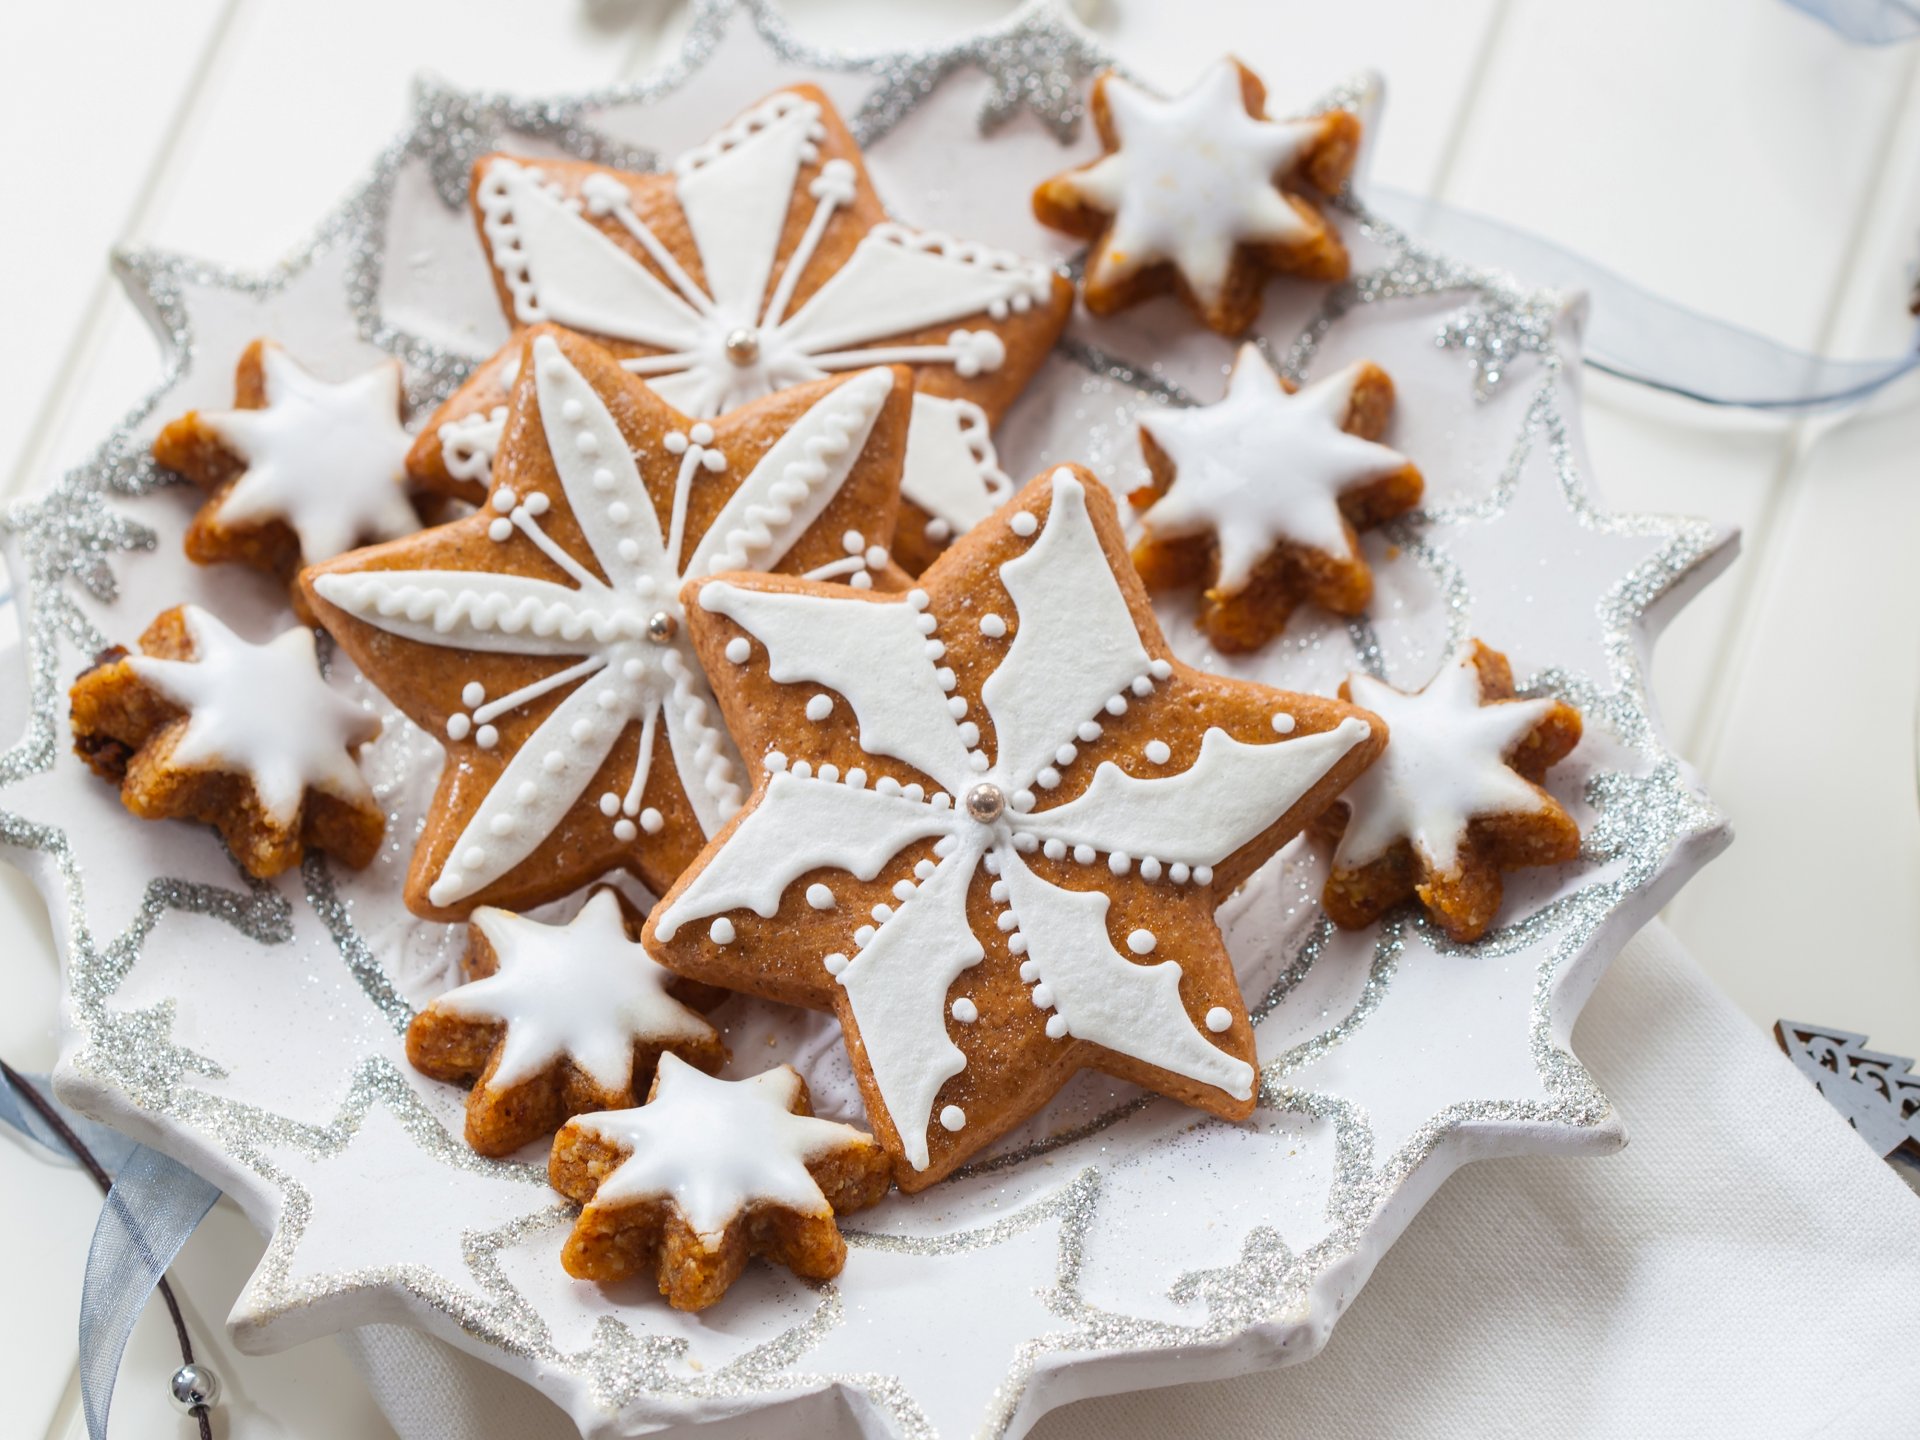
[645,465,1386,1189]
[68,605,382,877]
[1033,58,1359,335]
[406,83,1072,574]
[1131,346,1423,653]
[1314,642,1583,942]
[303,327,912,921]
[153,341,419,614]
[406,888,727,1157]
[549,1056,890,1310]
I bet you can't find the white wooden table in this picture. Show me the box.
[4,1,1917,1435]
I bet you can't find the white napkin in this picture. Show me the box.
[336,921,1920,1438]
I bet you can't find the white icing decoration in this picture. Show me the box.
[1139,347,1410,596]
[709,917,736,944]
[1144,739,1171,764]
[199,345,414,561]
[659,474,1355,1166]
[1205,1006,1232,1033]
[435,890,716,1093]
[900,392,1011,539]
[127,607,377,827]
[939,1105,966,1132]
[982,475,1148,789]
[979,613,1007,639]
[312,337,891,907]
[473,93,1050,536]
[1126,929,1157,955]
[1028,721,1369,867]
[1335,655,1557,873]
[806,694,834,722]
[806,882,836,910]
[566,1056,869,1240]
[439,404,508,485]
[1000,851,1252,1099]
[1053,60,1329,305]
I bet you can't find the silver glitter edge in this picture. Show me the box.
[0,8,1736,1439]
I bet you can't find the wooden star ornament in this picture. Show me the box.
[407,83,1073,573]
[1313,642,1583,942]
[405,888,727,1156]
[645,464,1387,1190]
[301,326,912,920]
[1033,58,1360,335]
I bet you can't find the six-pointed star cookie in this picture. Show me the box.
[301,326,912,920]
[152,340,419,614]
[549,1056,891,1310]
[1313,642,1583,943]
[1033,58,1359,335]
[68,604,383,877]
[645,465,1387,1189]
[406,888,727,1156]
[1131,344,1423,652]
[408,84,1073,573]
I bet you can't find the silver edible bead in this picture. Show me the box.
[965,783,1006,824]
[646,611,678,644]
[169,1363,221,1414]
[724,327,760,365]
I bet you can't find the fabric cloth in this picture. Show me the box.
[340,923,1920,1438]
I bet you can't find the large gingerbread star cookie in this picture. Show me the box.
[1033,58,1359,335]
[408,84,1073,573]
[301,327,912,919]
[645,465,1386,1189]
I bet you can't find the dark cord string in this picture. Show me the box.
[0,1058,213,1440]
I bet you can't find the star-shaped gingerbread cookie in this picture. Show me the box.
[152,341,420,615]
[68,604,383,877]
[408,83,1073,574]
[301,327,912,920]
[1131,345,1423,653]
[549,1056,890,1310]
[645,465,1386,1190]
[406,888,727,1156]
[1033,58,1360,335]
[1313,642,1583,942]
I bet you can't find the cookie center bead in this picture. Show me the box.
[724,328,761,366]
[646,611,678,645]
[965,783,1006,825]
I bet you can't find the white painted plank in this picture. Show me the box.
[0,0,230,494]
[1663,64,1920,1062]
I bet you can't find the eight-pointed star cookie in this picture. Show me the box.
[152,340,420,617]
[1131,345,1423,653]
[1032,58,1360,335]
[1313,642,1583,943]
[645,465,1387,1190]
[406,888,727,1157]
[301,327,913,920]
[68,604,382,877]
[549,1055,890,1311]
[407,84,1073,574]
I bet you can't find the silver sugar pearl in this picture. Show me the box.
[965,783,1005,824]
[169,1363,221,1414]
[646,611,678,644]
[724,328,760,366]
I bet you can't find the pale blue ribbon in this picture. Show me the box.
[1370,186,1920,411]
[0,1070,219,1439]
[1783,0,1920,42]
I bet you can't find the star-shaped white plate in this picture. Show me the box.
[0,6,1733,1437]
